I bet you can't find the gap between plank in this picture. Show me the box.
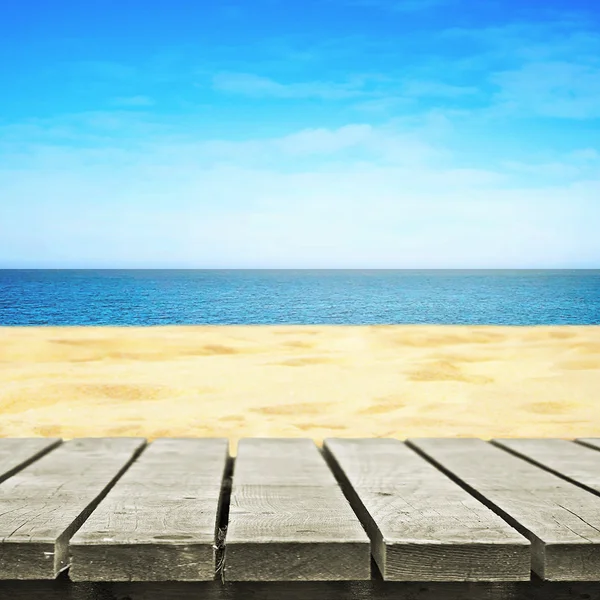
[489,440,600,499]
[0,439,63,485]
[404,440,535,550]
[60,440,148,577]
[319,445,379,580]
[215,454,234,582]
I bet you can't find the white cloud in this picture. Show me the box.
[491,61,600,119]
[502,149,600,178]
[212,72,366,99]
[0,118,598,268]
[437,19,600,120]
[275,125,373,155]
[212,72,481,108]
[401,81,479,98]
[441,20,600,62]
[111,95,155,107]
[352,97,410,112]
[569,148,600,162]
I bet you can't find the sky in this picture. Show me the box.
[0,0,599,268]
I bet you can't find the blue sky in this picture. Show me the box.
[1,0,599,268]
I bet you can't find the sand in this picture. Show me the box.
[1,325,599,453]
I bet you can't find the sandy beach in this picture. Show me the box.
[1,325,599,452]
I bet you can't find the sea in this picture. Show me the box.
[0,269,599,326]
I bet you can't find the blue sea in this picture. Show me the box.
[0,270,599,326]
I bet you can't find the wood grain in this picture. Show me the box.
[493,438,600,495]
[0,437,145,579]
[224,438,370,581]
[0,438,61,483]
[69,438,229,582]
[232,438,340,486]
[323,438,530,582]
[408,438,600,581]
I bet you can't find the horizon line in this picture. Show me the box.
[1,267,599,272]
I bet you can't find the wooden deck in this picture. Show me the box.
[0,437,599,599]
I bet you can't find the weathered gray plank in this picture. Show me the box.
[232,438,340,486]
[0,438,62,483]
[0,437,145,580]
[408,438,600,581]
[69,438,229,582]
[577,438,600,452]
[494,438,600,495]
[224,438,370,582]
[323,438,530,582]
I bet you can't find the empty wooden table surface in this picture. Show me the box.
[1,436,600,600]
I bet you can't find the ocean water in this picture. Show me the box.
[0,270,599,326]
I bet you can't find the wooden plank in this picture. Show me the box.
[69,438,229,582]
[494,438,600,495]
[408,438,600,581]
[323,438,530,582]
[232,438,340,486]
[0,437,145,580]
[224,438,371,582]
[577,438,600,452]
[0,438,62,483]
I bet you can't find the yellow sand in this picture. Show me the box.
[1,325,599,453]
